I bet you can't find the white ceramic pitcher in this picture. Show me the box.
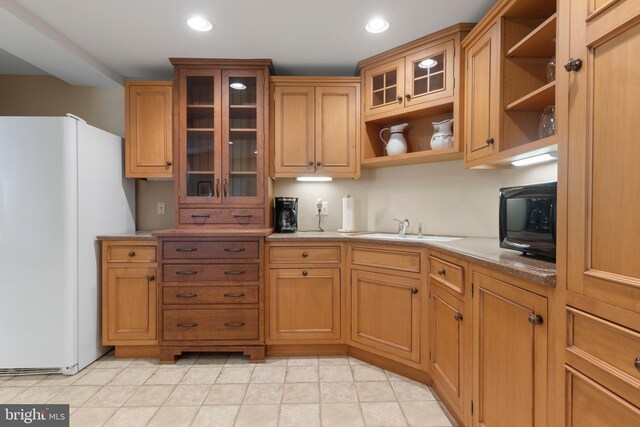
[379,123,409,156]
[430,118,454,150]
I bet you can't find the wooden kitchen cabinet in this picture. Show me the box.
[472,269,548,427]
[462,0,563,168]
[125,81,173,178]
[101,240,159,356]
[270,77,360,178]
[170,59,271,228]
[350,268,422,364]
[268,268,341,341]
[358,24,472,169]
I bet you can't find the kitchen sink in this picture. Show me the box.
[356,233,462,242]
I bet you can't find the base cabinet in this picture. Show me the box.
[472,270,548,427]
[350,269,421,364]
[101,241,159,351]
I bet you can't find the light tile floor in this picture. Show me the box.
[0,352,458,427]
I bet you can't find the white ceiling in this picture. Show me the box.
[0,0,495,85]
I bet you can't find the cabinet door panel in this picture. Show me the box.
[273,86,315,174]
[363,58,405,117]
[405,40,455,107]
[269,268,341,341]
[431,284,465,414]
[126,82,173,178]
[567,0,640,315]
[473,271,547,427]
[465,23,500,162]
[351,270,420,362]
[105,267,157,343]
[315,86,358,174]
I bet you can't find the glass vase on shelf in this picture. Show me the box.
[546,38,556,83]
[538,106,556,139]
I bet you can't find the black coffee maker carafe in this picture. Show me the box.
[274,197,298,233]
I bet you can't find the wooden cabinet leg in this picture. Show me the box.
[159,348,179,364]
[245,346,266,363]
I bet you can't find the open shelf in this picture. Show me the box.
[187,104,215,108]
[507,14,556,58]
[230,128,257,132]
[504,0,556,18]
[229,105,257,109]
[230,171,257,175]
[362,148,462,169]
[187,171,216,174]
[506,81,555,111]
[187,128,215,132]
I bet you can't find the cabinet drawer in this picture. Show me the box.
[163,286,258,305]
[269,246,341,264]
[163,241,259,260]
[163,309,259,341]
[179,208,264,225]
[429,256,464,295]
[566,308,640,405]
[350,246,421,273]
[163,264,259,283]
[107,245,157,263]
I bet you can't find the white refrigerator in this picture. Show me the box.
[0,115,135,375]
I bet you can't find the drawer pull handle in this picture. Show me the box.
[177,323,198,328]
[454,312,463,321]
[176,271,198,275]
[302,252,308,257]
[411,287,418,294]
[148,275,155,281]
[176,248,197,252]
[233,214,254,219]
[176,293,198,298]
[634,357,640,371]
[128,251,136,257]
[223,178,228,197]
[224,248,246,252]
[302,271,308,276]
[224,322,245,328]
[191,214,210,219]
[224,293,246,298]
[528,313,544,326]
[437,269,446,276]
[224,271,246,275]
[216,178,220,198]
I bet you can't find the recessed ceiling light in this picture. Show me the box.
[229,82,247,90]
[419,59,438,69]
[187,16,212,32]
[366,18,389,34]
[512,153,557,167]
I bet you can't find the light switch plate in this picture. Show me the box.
[157,202,166,215]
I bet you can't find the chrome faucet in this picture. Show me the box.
[394,218,410,236]
[418,222,423,237]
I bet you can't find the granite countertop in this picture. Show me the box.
[97,231,157,241]
[266,231,556,287]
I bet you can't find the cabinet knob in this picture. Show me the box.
[405,93,412,101]
[437,268,446,276]
[454,312,463,321]
[397,96,403,103]
[148,275,155,281]
[128,251,135,257]
[317,161,322,167]
[302,252,308,258]
[486,137,495,145]
[634,357,640,371]
[308,160,314,166]
[165,160,172,167]
[302,271,308,276]
[564,58,583,72]
[411,287,418,294]
[528,313,544,326]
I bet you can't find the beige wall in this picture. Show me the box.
[1,75,556,236]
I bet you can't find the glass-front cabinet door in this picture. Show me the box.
[179,69,222,204]
[363,58,405,117]
[405,40,455,107]
[222,70,264,205]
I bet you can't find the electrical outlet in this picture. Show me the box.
[315,201,329,216]
[157,202,166,215]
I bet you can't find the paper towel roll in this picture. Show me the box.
[340,195,355,232]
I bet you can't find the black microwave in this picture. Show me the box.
[499,182,556,260]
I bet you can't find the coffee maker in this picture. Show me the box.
[274,197,298,233]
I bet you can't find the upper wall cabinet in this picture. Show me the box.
[358,24,474,169]
[270,77,360,179]
[170,59,271,229]
[462,0,564,168]
[125,81,173,178]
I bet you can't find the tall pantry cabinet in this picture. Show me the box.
[563,0,640,425]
